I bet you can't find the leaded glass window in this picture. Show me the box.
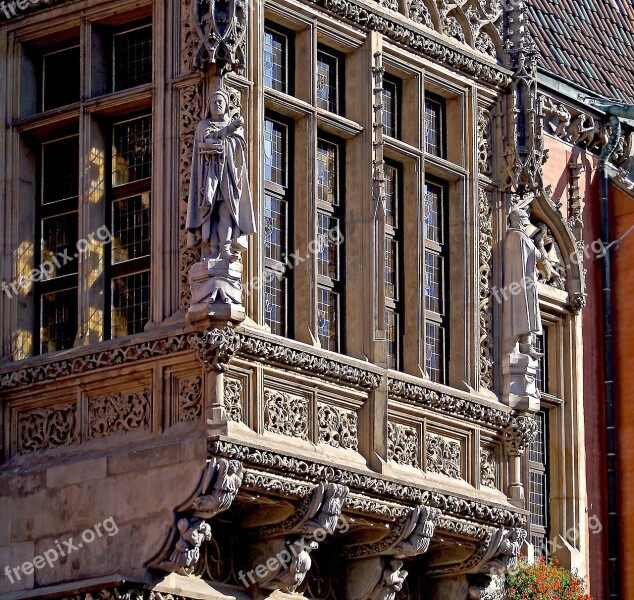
[264,116,292,337]
[113,24,152,91]
[316,47,342,114]
[317,287,339,351]
[264,25,290,93]
[112,115,152,186]
[382,76,400,139]
[111,271,150,338]
[424,95,445,158]
[384,163,402,370]
[529,410,550,558]
[424,179,447,383]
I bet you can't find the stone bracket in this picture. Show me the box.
[147,457,244,573]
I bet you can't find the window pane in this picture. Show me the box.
[317,213,339,280]
[40,288,77,353]
[529,411,547,464]
[264,273,287,336]
[264,193,288,263]
[425,321,445,383]
[424,251,444,314]
[424,97,443,157]
[382,79,399,138]
[385,308,399,370]
[529,470,548,527]
[316,50,339,113]
[113,25,152,91]
[264,119,287,186]
[112,270,150,337]
[42,137,79,205]
[531,534,548,560]
[317,140,338,205]
[424,182,443,244]
[317,287,339,352]
[43,46,80,111]
[112,116,152,186]
[112,193,151,263]
[385,164,399,228]
[264,28,288,92]
[385,237,398,300]
[41,212,79,277]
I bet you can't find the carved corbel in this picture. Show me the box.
[504,415,537,508]
[245,483,349,592]
[188,326,241,372]
[148,457,244,573]
[343,505,441,600]
[428,527,525,600]
[347,558,409,600]
[503,415,538,457]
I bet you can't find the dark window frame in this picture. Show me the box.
[263,20,295,95]
[382,74,402,140]
[424,92,447,159]
[316,44,345,116]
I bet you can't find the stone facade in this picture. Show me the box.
[0,0,626,596]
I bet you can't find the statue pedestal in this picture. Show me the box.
[186,258,246,326]
[501,352,540,411]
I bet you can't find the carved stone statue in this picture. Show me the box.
[186,87,256,311]
[503,207,542,358]
[191,459,244,517]
[187,88,255,263]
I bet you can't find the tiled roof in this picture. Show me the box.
[527,0,634,102]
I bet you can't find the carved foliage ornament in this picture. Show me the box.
[317,403,359,450]
[88,389,151,438]
[178,377,203,422]
[480,448,497,489]
[478,187,493,389]
[388,421,420,467]
[426,433,462,478]
[503,415,537,456]
[264,389,309,440]
[17,403,77,454]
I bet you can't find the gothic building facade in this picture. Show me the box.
[0,0,632,597]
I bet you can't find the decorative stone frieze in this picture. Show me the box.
[308,0,510,87]
[17,403,77,454]
[318,403,359,450]
[426,433,461,479]
[388,378,512,430]
[477,109,493,178]
[54,587,196,600]
[238,333,383,389]
[88,389,151,439]
[210,441,527,527]
[264,389,310,440]
[387,422,419,467]
[0,334,191,390]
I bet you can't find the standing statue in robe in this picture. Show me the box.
[504,207,542,358]
[187,88,256,263]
